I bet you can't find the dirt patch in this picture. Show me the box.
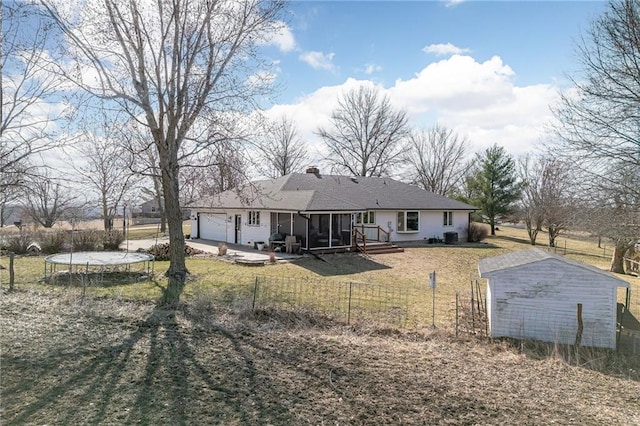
[2,290,639,425]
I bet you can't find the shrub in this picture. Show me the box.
[38,230,67,254]
[467,221,489,243]
[72,230,102,251]
[6,231,31,254]
[103,230,124,250]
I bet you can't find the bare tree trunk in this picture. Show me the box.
[161,161,187,304]
[525,217,540,245]
[152,175,166,233]
[102,194,110,231]
[548,224,561,248]
[610,240,629,274]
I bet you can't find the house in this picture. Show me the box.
[139,198,163,216]
[478,248,630,349]
[188,167,476,252]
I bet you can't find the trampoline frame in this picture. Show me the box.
[44,251,155,284]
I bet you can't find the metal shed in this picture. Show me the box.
[478,248,629,349]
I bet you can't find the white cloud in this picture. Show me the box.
[364,63,383,75]
[262,21,296,53]
[444,0,465,7]
[267,55,559,159]
[422,43,470,56]
[299,51,337,72]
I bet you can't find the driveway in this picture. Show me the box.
[120,236,302,264]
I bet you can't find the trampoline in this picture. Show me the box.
[44,251,154,283]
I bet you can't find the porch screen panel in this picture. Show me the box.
[332,214,352,246]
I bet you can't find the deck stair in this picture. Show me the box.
[356,241,404,255]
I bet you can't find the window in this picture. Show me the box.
[248,211,260,226]
[356,211,375,225]
[397,211,419,232]
[443,211,453,227]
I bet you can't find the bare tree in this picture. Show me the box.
[73,112,135,231]
[582,165,640,273]
[1,2,69,192]
[256,115,308,178]
[518,155,576,246]
[121,121,168,233]
[403,125,469,196]
[180,140,246,205]
[44,0,285,301]
[317,85,409,177]
[22,173,78,228]
[518,155,545,245]
[551,0,640,272]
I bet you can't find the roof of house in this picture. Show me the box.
[191,172,477,212]
[478,248,630,287]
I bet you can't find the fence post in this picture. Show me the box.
[470,280,475,332]
[252,276,259,310]
[347,282,353,325]
[574,303,583,348]
[484,297,488,337]
[82,262,89,298]
[455,292,459,337]
[9,252,15,291]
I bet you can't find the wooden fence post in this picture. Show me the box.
[252,276,259,310]
[455,292,459,337]
[574,303,583,348]
[9,252,15,291]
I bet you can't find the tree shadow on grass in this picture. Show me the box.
[1,286,352,425]
[295,254,391,276]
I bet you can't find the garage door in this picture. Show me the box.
[199,213,228,242]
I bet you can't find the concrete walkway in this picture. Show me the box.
[120,236,302,263]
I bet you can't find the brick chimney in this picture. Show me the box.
[306,166,320,175]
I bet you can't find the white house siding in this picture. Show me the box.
[191,209,272,246]
[239,209,271,247]
[374,210,469,243]
[485,260,619,349]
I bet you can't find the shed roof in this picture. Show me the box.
[478,248,629,287]
[191,172,477,212]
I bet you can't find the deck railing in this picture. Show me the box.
[352,225,391,254]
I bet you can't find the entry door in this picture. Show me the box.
[234,215,242,244]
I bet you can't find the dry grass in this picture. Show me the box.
[2,224,640,424]
[1,289,639,425]
[1,224,638,327]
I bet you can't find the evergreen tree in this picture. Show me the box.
[467,145,521,235]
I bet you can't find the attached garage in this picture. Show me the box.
[198,213,228,242]
[479,248,629,349]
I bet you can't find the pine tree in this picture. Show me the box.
[467,145,521,235]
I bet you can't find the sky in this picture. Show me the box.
[256,0,607,163]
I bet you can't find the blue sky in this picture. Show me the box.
[258,1,607,161]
